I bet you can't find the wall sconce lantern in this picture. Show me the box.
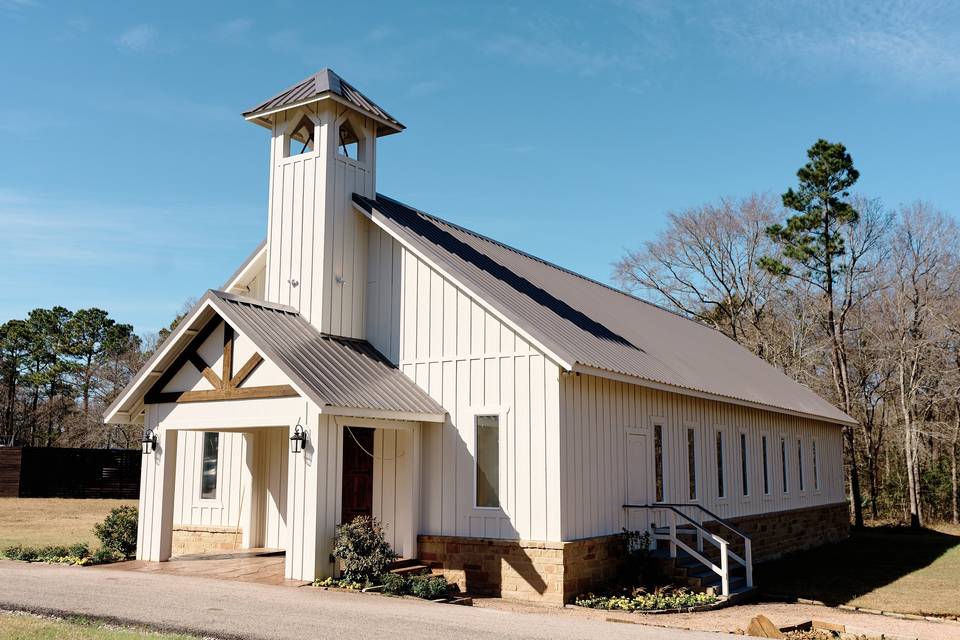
[290,423,306,454]
[141,429,158,455]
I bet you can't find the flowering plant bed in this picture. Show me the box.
[575,586,718,613]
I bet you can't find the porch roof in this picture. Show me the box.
[104,290,446,424]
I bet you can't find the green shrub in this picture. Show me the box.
[409,574,449,600]
[93,506,138,557]
[332,515,397,584]
[381,572,408,595]
[2,545,37,561]
[89,547,124,565]
[67,542,90,559]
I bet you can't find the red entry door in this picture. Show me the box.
[341,427,374,524]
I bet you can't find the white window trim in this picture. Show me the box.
[685,422,700,503]
[198,431,223,504]
[760,431,772,499]
[279,111,321,162]
[812,437,822,493]
[471,406,508,511]
[780,435,791,497]
[739,428,751,501]
[714,425,728,502]
[652,418,667,503]
[797,436,807,494]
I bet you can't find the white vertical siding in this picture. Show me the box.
[264,105,375,339]
[173,431,246,529]
[558,374,846,540]
[365,225,563,541]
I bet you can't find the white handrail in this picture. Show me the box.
[624,503,754,597]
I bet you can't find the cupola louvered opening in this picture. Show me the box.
[287,114,315,157]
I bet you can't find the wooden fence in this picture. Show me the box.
[0,447,140,499]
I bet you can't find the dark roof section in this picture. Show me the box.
[354,193,855,425]
[243,68,404,135]
[213,291,444,416]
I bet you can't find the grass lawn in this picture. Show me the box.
[758,523,960,617]
[0,498,137,549]
[0,612,195,640]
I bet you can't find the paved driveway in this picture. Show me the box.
[0,560,728,639]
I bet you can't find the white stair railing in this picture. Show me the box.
[623,503,754,596]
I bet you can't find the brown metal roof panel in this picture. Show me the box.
[243,68,404,132]
[213,292,444,416]
[354,194,853,425]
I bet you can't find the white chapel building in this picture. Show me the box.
[106,69,854,604]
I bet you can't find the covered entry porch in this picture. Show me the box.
[106,291,447,582]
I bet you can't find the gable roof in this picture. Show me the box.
[353,193,855,426]
[104,290,445,424]
[243,68,404,135]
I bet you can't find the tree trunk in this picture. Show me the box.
[952,412,959,526]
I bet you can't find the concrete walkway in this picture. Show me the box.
[0,560,727,640]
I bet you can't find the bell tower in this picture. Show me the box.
[243,68,404,338]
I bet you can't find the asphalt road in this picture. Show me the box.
[0,560,731,639]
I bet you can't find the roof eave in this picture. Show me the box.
[570,363,857,427]
[243,93,405,136]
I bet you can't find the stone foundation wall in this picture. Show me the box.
[419,502,849,605]
[171,525,242,556]
[418,534,626,606]
[715,501,850,562]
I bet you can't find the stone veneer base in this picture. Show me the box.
[419,501,849,605]
[171,525,243,556]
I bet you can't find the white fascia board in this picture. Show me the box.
[223,243,267,292]
[353,201,574,372]
[103,297,218,424]
[319,405,446,423]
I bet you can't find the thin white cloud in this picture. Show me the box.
[0,0,36,10]
[118,24,157,52]
[214,17,253,41]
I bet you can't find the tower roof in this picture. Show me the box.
[243,68,404,135]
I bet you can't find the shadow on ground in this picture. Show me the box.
[756,526,960,613]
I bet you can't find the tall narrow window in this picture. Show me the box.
[761,435,770,495]
[716,431,726,499]
[797,438,805,492]
[654,424,665,503]
[475,415,500,508]
[780,436,789,493]
[812,439,820,490]
[201,432,219,500]
[687,428,697,500]
[740,432,749,496]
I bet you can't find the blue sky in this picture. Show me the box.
[2,1,959,335]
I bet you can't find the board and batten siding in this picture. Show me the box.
[365,224,562,542]
[264,105,374,339]
[559,373,845,541]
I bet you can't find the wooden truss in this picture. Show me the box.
[144,320,297,404]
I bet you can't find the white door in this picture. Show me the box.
[625,432,650,532]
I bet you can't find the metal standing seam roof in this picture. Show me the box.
[212,291,444,416]
[103,289,446,422]
[353,193,856,426]
[243,68,404,134]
